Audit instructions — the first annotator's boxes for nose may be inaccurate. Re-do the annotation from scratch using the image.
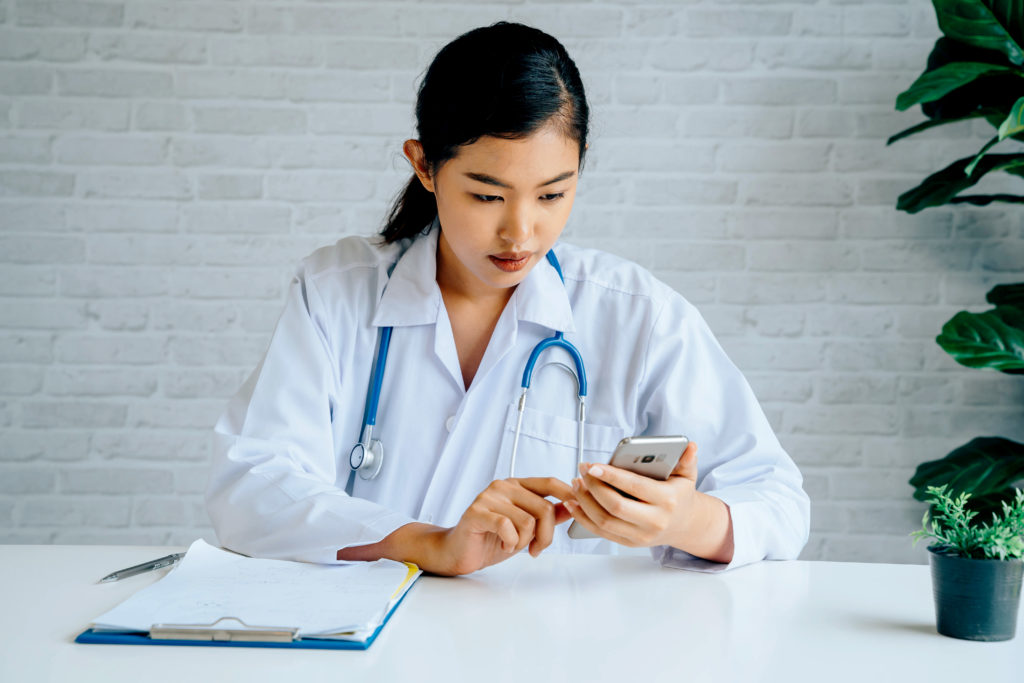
[498,201,533,246]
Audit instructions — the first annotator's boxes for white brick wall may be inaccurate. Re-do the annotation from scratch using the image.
[1,0,1022,563]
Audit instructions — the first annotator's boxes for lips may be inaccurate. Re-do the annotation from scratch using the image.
[489,252,532,272]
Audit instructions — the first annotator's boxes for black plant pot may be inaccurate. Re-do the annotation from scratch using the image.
[928,546,1023,641]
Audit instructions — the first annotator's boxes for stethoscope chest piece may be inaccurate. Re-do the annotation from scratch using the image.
[350,439,384,480]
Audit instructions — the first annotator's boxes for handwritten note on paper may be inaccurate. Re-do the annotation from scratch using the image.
[91,540,416,637]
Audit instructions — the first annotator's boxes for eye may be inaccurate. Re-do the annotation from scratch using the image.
[473,194,502,203]
[541,193,565,202]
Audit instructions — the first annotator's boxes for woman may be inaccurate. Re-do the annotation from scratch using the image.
[206,22,809,576]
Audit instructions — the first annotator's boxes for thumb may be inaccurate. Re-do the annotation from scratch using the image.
[670,441,698,481]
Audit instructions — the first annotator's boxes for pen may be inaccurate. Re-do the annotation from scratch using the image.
[100,552,185,583]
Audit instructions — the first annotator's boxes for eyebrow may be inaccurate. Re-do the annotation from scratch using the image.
[463,170,577,189]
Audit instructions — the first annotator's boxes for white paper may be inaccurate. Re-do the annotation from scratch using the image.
[92,540,417,638]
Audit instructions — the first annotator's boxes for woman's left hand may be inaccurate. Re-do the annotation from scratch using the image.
[564,441,702,549]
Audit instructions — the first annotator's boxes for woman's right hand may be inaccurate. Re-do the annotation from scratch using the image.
[432,477,576,576]
[337,477,575,576]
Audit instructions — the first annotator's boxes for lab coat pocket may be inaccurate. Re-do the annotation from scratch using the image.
[497,403,626,484]
[496,404,630,555]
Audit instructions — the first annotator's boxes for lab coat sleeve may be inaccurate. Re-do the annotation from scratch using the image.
[205,267,416,564]
[637,291,810,573]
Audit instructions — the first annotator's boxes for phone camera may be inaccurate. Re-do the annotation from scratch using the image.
[641,455,655,463]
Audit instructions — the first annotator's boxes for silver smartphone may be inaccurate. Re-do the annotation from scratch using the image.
[567,435,689,540]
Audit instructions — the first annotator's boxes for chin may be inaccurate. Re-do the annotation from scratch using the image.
[486,272,528,290]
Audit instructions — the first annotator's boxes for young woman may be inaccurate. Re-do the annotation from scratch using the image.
[206,22,809,576]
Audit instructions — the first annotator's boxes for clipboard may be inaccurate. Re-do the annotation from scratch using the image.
[75,541,421,651]
[74,584,415,650]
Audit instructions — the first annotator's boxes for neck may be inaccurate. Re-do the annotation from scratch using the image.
[435,231,516,310]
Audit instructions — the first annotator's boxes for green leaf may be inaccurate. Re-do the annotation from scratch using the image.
[896,62,1021,111]
[912,480,1024,554]
[933,0,1024,66]
[964,134,1001,175]
[987,282,1024,307]
[910,437,1024,501]
[915,38,1024,126]
[990,0,1024,53]
[936,305,1024,371]
[887,112,991,145]
[997,95,1024,138]
[896,153,1024,212]
[949,193,1024,205]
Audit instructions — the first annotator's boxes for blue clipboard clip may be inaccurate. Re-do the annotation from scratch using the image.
[150,616,299,643]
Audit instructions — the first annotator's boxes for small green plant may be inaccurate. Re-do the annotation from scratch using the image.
[912,484,1024,560]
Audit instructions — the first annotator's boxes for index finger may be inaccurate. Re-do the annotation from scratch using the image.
[515,476,575,502]
[581,463,666,505]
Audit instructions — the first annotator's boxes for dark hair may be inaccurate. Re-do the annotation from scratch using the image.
[380,21,590,244]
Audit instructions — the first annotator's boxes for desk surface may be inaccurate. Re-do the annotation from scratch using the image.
[0,545,1020,683]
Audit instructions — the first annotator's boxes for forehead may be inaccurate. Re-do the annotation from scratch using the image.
[446,122,579,179]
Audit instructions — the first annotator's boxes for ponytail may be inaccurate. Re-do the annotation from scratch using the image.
[380,175,437,244]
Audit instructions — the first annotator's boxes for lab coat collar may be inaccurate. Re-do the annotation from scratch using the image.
[511,246,576,334]
[370,217,576,335]
[371,220,443,328]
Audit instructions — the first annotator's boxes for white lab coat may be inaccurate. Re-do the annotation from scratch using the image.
[206,222,810,572]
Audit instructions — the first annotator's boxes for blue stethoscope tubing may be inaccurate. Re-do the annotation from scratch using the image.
[349,249,587,484]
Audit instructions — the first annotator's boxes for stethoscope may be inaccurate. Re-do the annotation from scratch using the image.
[348,249,587,484]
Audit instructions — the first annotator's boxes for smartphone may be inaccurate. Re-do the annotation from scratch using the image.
[567,435,689,540]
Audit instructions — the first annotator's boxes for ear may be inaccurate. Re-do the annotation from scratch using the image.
[403,139,435,193]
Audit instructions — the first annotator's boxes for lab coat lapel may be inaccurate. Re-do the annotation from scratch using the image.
[466,296,518,394]
[433,300,465,393]
[467,247,576,393]
[369,225,468,392]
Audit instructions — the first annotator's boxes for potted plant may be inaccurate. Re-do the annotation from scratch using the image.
[912,484,1024,640]
[890,0,1024,592]
[888,0,1024,212]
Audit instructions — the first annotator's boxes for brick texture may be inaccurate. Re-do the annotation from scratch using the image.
[1,0,1022,561]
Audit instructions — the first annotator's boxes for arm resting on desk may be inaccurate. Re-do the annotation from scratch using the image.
[655,486,808,573]
[665,490,734,565]
[635,290,810,573]
[206,273,417,565]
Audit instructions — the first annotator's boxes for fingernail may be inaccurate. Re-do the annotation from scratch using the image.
[578,462,588,474]
[589,465,603,477]
[572,478,580,491]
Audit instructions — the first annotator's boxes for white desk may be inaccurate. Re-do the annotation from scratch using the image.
[0,545,1019,682]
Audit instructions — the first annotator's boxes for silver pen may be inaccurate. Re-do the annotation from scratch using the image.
[100,552,185,583]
